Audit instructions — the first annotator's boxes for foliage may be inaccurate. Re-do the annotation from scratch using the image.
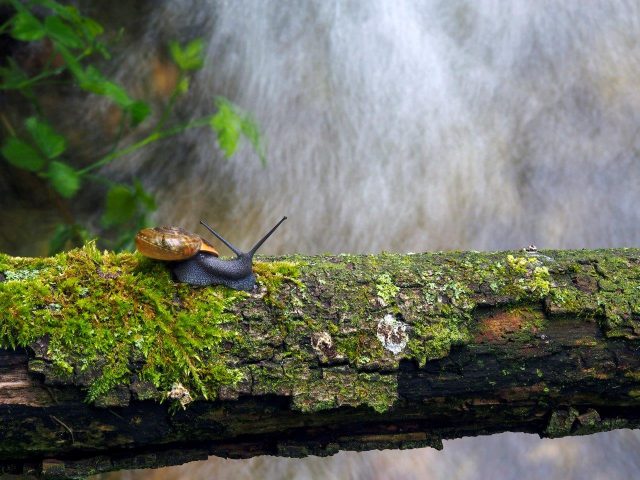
[0,0,264,254]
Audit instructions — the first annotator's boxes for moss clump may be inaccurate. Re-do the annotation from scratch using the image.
[544,407,580,438]
[375,273,400,306]
[0,243,247,404]
[293,369,398,413]
[593,257,640,337]
[503,254,552,298]
[253,259,305,306]
[542,250,640,338]
[405,269,476,366]
[408,315,471,366]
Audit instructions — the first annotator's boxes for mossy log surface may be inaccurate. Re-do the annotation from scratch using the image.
[2,245,640,478]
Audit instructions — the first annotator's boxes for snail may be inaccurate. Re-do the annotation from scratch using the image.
[135,216,287,291]
[135,226,220,260]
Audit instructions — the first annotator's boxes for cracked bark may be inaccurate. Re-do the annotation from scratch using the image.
[1,248,640,479]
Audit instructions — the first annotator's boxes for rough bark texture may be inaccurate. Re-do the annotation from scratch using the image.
[1,246,640,479]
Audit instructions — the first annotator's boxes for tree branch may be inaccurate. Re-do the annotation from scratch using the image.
[1,246,640,478]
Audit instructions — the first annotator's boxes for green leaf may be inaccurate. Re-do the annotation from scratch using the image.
[170,39,204,71]
[103,180,157,251]
[25,117,66,159]
[240,116,266,165]
[210,98,266,162]
[81,17,104,39]
[10,11,45,41]
[54,43,84,79]
[94,41,111,60]
[210,99,242,158]
[128,101,151,126]
[81,66,132,107]
[102,185,136,227]
[33,0,81,22]
[177,77,190,95]
[0,59,29,89]
[48,161,81,198]
[44,15,83,49]
[1,137,46,172]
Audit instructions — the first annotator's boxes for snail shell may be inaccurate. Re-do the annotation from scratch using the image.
[135,226,219,261]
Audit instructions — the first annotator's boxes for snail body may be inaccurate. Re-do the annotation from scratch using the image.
[136,217,287,291]
[171,251,256,290]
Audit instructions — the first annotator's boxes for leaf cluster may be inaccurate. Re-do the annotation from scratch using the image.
[0,0,265,254]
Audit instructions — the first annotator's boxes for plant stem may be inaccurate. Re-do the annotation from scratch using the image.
[79,115,212,174]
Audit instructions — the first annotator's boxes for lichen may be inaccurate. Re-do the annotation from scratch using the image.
[375,273,400,306]
[502,254,552,298]
[376,314,408,355]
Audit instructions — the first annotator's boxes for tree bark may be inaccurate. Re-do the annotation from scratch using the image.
[1,246,640,479]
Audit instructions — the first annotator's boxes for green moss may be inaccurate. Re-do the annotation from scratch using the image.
[502,255,552,298]
[405,272,476,366]
[254,259,304,290]
[547,288,590,314]
[544,250,640,338]
[335,332,377,366]
[253,259,305,307]
[544,407,579,438]
[407,315,471,366]
[293,369,397,413]
[511,307,547,342]
[0,243,247,404]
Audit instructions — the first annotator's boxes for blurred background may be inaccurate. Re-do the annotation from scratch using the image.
[2,0,640,478]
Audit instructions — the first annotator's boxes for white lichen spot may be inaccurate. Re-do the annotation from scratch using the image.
[311,331,338,361]
[311,331,333,354]
[167,382,193,409]
[376,314,408,355]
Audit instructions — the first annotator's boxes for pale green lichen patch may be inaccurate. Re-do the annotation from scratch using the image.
[3,268,47,281]
[376,273,400,306]
[470,253,553,301]
[505,255,552,297]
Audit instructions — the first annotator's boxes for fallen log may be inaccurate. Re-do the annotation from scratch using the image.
[1,245,640,479]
